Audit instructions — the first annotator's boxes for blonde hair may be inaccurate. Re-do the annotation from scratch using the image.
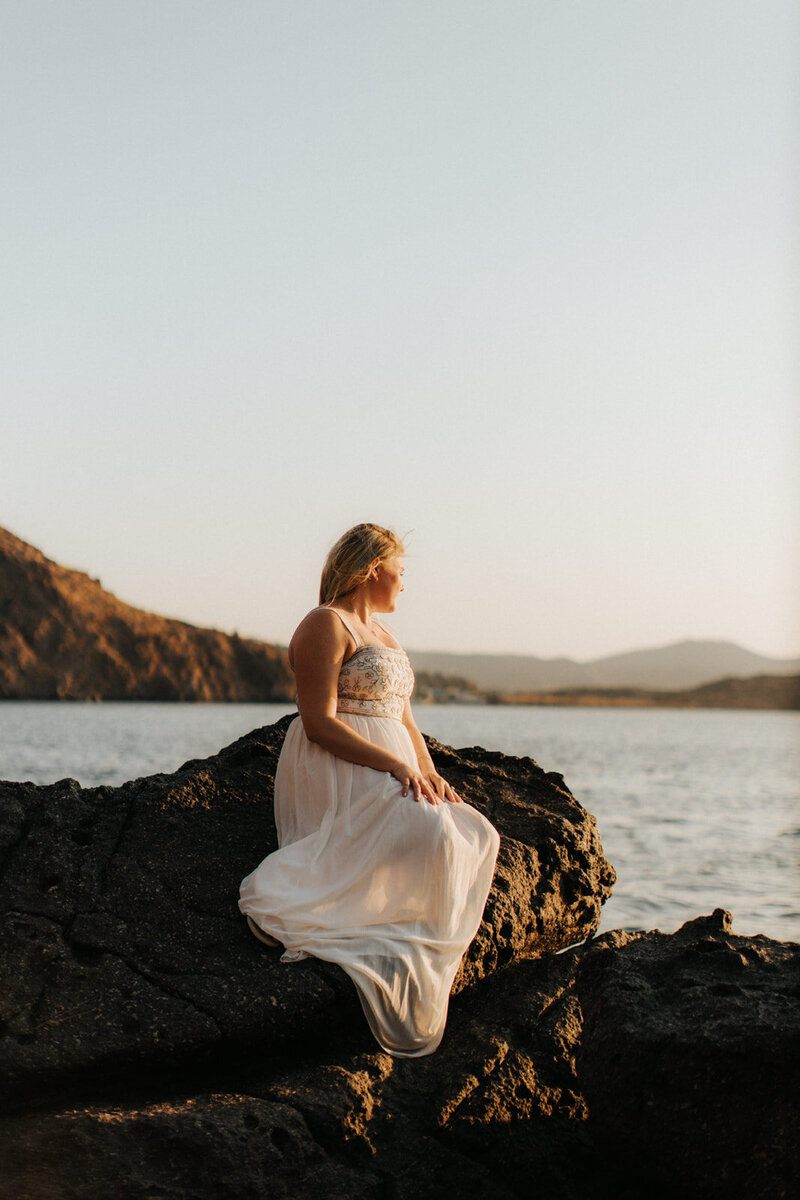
[319,523,405,606]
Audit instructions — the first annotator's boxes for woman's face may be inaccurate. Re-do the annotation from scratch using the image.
[373,554,405,611]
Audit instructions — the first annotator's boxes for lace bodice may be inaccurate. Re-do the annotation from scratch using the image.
[337,644,415,720]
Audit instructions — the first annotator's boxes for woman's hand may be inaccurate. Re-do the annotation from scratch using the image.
[423,770,463,804]
[390,761,441,805]
[398,702,463,806]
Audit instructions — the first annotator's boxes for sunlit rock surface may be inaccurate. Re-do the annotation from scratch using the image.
[0,716,613,1109]
[3,723,795,1197]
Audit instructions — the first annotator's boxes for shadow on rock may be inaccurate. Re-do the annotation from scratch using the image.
[3,724,795,1198]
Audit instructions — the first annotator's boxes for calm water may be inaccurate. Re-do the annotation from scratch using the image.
[2,702,798,943]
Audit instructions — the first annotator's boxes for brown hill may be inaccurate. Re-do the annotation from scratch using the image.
[0,527,293,701]
[666,673,800,709]
[501,673,800,710]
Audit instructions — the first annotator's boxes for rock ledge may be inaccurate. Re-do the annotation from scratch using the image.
[2,724,797,1198]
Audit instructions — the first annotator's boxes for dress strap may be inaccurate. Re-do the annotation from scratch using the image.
[324,606,365,648]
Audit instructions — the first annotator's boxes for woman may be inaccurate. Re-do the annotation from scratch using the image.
[238,523,500,1057]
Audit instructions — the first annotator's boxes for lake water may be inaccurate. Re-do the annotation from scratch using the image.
[1,702,798,943]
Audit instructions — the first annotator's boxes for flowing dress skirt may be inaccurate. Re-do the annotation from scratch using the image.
[238,713,500,1057]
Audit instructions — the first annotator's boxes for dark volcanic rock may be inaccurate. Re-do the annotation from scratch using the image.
[3,723,796,1198]
[3,910,797,1199]
[0,526,293,700]
[576,910,800,1198]
[0,717,614,1114]
[1,1095,384,1200]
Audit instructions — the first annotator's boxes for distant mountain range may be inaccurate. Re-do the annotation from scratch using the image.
[1,525,797,703]
[407,641,800,693]
[0,527,293,701]
[490,674,800,711]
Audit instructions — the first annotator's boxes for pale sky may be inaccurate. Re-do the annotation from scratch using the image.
[2,1,798,659]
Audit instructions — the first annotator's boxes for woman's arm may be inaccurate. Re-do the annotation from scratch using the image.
[401,700,463,803]
[291,610,438,804]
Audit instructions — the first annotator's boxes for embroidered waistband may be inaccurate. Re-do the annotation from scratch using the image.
[337,697,404,720]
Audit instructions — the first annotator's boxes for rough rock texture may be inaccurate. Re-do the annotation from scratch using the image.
[2,726,797,1197]
[0,526,293,700]
[575,910,800,1197]
[3,913,797,1200]
[0,716,614,1115]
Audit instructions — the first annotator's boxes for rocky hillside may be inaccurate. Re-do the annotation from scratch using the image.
[0,527,293,701]
[1,720,796,1198]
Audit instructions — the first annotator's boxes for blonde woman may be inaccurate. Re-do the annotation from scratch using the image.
[239,523,499,1057]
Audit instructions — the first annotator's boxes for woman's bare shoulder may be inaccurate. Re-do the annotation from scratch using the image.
[289,607,350,661]
[294,605,334,632]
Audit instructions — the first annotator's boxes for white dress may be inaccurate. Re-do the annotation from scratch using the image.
[238,608,500,1057]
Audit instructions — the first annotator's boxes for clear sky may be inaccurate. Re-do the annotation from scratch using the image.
[2,1,797,659]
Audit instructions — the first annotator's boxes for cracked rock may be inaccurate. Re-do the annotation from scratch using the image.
[0,717,613,1110]
[1,723,797,1198]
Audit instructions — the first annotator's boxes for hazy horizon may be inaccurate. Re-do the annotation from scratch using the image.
[3,2,797,660]
[5,517,797,667]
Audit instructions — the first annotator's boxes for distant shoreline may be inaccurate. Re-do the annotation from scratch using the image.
[2,671,800,711]
[414,673,800,711]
